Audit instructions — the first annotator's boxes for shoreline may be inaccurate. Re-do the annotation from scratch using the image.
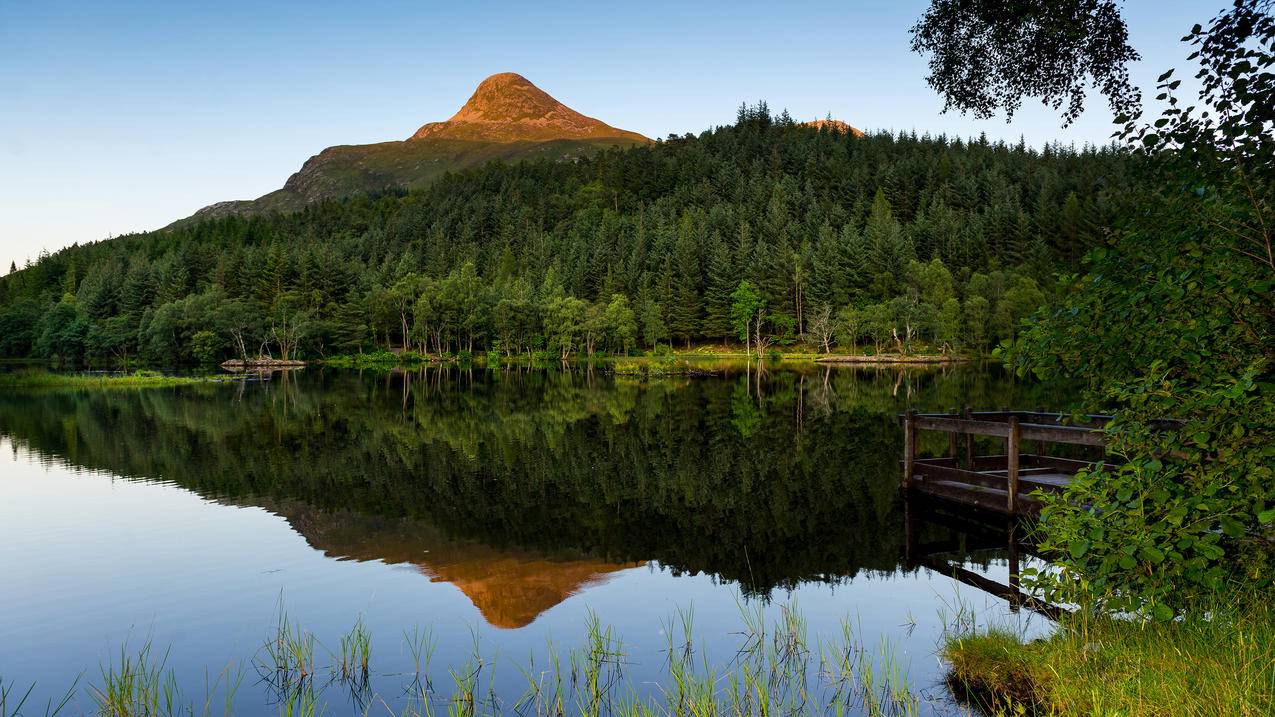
[814,354,972,364]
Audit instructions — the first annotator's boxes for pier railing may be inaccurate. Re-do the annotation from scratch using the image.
[901,409,1109,515]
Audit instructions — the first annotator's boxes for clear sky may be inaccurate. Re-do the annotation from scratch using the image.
[0,0,1223,271]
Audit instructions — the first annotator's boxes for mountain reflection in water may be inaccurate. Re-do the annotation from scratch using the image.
[0,365,1061,629]
[266,500,641,628]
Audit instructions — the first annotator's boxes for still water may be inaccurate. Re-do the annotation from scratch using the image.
[0,365,1057,715]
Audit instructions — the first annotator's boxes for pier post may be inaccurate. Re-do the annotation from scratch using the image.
[1007,416,1021,514]
[947,407,959,459]
[903,409,917,490]
[962,406,974,469]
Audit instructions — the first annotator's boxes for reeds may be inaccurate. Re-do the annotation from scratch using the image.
[257,609,317,702]
[85,640,243,717]
[0,676,76,717]
[336,617,372,686]
[403,626,438,708]
[18,601,934,717]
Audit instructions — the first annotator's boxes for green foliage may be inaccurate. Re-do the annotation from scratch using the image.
[190,330,221,365]
[911,0,1141,126]
[0,108,1144,363]
[729,280,763,352]
[1005,2,1275,614]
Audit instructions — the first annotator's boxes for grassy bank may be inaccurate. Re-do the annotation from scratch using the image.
[0,370,221,390]
[943,596,1275,716]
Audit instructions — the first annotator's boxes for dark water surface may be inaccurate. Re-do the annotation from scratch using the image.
[0,365,1058,715]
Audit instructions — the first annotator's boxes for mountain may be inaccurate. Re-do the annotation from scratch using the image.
[182,73,649,223]
[802,118,865,137]
[411,72,648,144]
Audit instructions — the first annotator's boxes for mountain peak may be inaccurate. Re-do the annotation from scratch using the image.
[410,72,649,144]
[803,118,865,137]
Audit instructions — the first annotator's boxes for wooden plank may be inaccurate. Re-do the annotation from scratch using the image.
[914,477,1045,517]
[1029,455,1118,473]
[1020,473,1075,491]
[983,466,1063,477]
[918,410,1113,424]
[1018,422,1106,446]
[914,478,1013,514]
[914,461,1009,491]
[915,416,1012,437]
[914,417,1104,445]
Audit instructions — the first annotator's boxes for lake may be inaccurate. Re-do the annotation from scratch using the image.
[0,364,1059,716]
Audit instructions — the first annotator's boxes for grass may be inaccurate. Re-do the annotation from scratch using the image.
[335,617,372,687]
[86,639,242,717]
[257,610,316,694]
[0,676,77,717]
[6,602,928,716]
[0,369,222,390]
[942,595,1275,716]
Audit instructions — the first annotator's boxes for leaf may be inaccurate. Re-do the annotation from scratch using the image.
[1259,509,1275,525]
[1152,603,1174,622]
[1220,516,1245,538]
[1157,68,1175,82]
[1069,539,1090,559]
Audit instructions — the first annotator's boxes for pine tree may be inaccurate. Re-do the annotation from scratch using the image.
[863,188,913,298]
[701,233,736,343]
[667,222,702,346]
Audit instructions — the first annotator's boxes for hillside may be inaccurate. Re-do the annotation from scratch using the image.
[0,104,1146,365]
[184,73,649,222]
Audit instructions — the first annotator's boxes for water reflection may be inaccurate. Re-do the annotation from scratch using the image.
[0,365,1059,624]
[260,499,642,628]
[0,365,1074,716]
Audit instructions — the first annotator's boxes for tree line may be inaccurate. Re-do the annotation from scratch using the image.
[0,104,1146,364]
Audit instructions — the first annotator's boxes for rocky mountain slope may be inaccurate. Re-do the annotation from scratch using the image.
[181,73,650,224]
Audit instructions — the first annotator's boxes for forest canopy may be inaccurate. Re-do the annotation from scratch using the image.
[0,106,1147,364]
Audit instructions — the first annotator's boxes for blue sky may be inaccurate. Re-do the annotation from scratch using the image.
[0,1,1223,270]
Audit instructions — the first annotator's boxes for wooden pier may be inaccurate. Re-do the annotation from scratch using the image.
[900,409,1112,516]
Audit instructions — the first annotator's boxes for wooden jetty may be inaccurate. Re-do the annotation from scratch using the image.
[900,409,1112,516]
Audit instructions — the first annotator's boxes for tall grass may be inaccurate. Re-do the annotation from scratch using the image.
[256,610,317,702]
[86,640,243,717]
[943,593,1275,716]
[0,676,76,717]
[13,602,930,716]
[336,617,372,686]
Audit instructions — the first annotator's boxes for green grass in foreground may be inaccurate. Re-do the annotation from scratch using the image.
[0,370,218,389]
[943,595,1275,716]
